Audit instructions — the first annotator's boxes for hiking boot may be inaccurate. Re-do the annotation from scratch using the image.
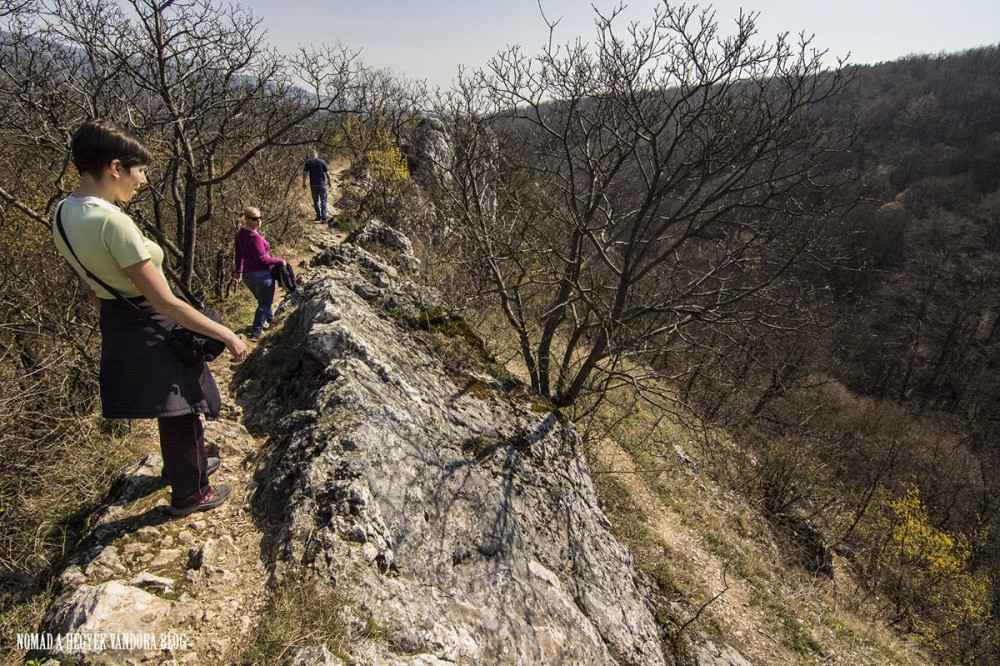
[161,456,220,482]
[167,484,231,516]
[249,329,263,341]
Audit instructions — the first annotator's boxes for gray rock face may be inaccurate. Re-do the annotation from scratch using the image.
[40,581,173,662]
[310,242,440,326]
[694,640,755,666]
[408,116,453,187]
[282,646,344,666]
[409,114,497,211]
[189,535,241,572]
[237,234,667,665]
[352,218,420,274]
[127,572,174,593]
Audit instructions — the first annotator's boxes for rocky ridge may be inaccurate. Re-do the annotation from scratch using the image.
[32,218,753,665]
[234,232,666,664]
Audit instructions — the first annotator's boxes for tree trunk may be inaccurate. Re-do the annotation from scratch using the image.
[537,229,583,395]
[182,172,198,289]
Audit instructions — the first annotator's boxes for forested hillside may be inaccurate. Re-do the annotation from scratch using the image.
[827,48,1000,658]
[835,49,1000,417]
[635,45,1000,661]
[387,42,1000,662]
[656,46,1000,661]
[788,46,1000,660]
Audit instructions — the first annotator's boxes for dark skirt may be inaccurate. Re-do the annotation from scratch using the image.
[99,297,221,419]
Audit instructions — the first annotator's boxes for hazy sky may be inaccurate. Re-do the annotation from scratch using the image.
[239,0,999,89]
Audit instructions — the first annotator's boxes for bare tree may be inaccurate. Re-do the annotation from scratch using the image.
[1,0,364,287]
[342,66,428,161]
[428,3,858,407]
[0,0,126,219]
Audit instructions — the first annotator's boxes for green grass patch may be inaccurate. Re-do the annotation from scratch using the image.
[529,400,553,414]
[461,436,495,460]
[356,238,401,266]
[749,587,825,657]
[418,307,486,354]
[362,617,392,644]
[465,379,494,401]
[216,286,259,334]
[416,308,522,398]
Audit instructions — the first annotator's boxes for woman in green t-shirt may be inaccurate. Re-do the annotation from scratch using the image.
[53,119,248,516]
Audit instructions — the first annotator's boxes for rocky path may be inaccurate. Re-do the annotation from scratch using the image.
[35,196,348,664]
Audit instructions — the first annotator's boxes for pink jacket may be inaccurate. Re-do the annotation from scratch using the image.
[234,228,282,276]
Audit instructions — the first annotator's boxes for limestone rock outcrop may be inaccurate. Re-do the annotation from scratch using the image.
[236,238,667,665]
[351,218,420,274]
[29,222,756,665]
[408,116,452,187]
[42,581,176,662]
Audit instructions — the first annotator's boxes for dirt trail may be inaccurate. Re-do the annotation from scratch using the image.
[156,169,349,661]
[589,438,793,665]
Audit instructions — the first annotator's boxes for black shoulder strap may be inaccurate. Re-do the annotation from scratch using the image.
[55,202,177,341]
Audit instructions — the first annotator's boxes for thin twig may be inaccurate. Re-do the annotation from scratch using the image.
[676,557,731,637]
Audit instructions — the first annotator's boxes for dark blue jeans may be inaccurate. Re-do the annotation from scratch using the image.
[243,269,274,333]
[310,183,328,220]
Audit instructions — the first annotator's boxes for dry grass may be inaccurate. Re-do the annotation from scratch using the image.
[0,417,153,664]
[238,578,353,666]
[217,283,264,336]
[579,379,933,665]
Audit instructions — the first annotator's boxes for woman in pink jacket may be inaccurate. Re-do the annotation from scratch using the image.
[234,206,285,340]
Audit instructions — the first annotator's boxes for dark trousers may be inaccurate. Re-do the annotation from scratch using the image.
[158,413,210,507]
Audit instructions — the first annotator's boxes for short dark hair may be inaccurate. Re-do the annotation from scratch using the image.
[71,119,152,176]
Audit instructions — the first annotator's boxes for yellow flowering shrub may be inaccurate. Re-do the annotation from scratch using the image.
[338,115,410,221]
[365,125,409,187]
[861,484,992,655]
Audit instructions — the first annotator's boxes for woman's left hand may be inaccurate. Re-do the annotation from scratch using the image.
[225,333,249,364]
